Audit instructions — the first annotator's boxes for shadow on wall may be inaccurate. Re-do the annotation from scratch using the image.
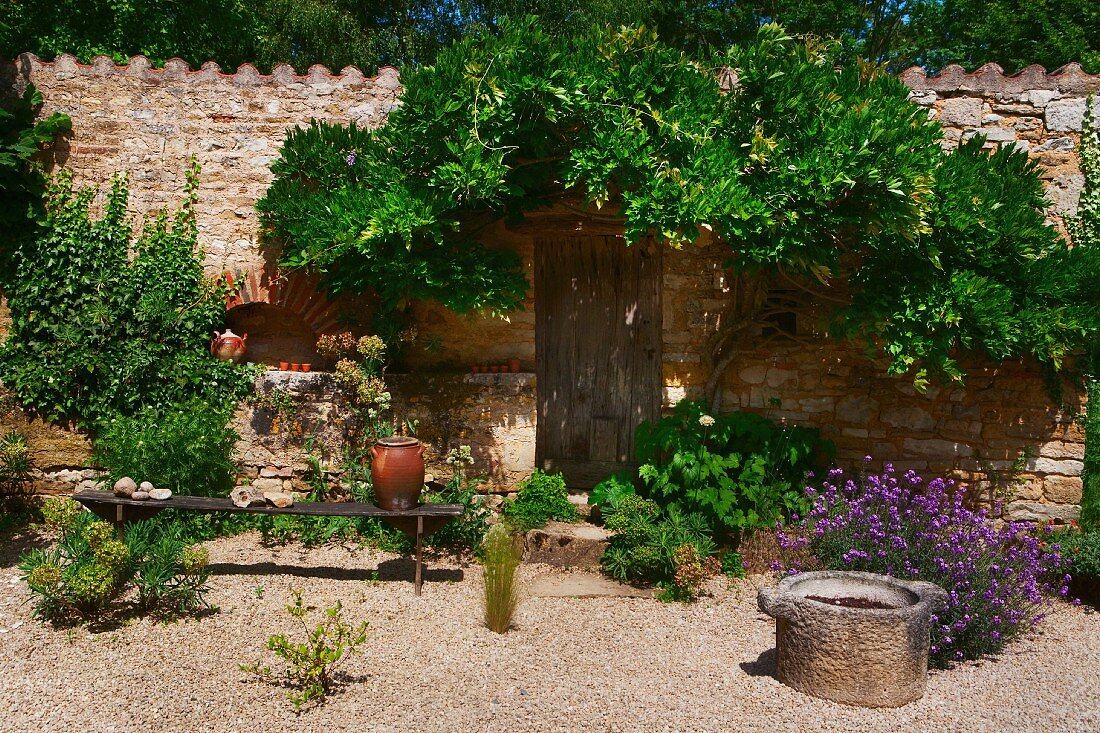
[388,372,536,491]
[715,340,1085,521]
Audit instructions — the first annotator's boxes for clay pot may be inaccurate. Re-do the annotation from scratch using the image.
[471,365,480,374]
[490,365,499,374]
[509,358,521,373]
[290,363,300,371]
[301,363,312,373]
[211,329,247,363]
[279,361,289,371]
[370,437,426,511]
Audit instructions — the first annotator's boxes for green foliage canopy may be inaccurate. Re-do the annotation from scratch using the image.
[262,19,1100,385]
[4,2,1096,75]
[0,163,253,428]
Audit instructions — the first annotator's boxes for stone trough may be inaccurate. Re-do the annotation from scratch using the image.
[758,571,947,708]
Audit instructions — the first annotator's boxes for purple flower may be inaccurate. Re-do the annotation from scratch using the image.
[774,461,1067,666]
[346,151,357,166]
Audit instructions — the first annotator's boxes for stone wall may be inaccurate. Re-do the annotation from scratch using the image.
[1,55,1098,518]
[0,53,399,276]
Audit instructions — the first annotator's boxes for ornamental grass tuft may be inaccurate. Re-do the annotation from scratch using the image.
[775,461,1070,666]
[482,523,521,633]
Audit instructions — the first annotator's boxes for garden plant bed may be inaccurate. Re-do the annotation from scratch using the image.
[1,531,1098,733]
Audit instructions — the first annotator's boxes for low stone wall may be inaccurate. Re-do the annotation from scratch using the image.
[234,370,536,492]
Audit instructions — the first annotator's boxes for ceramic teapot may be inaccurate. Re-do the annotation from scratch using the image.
[211,329,247,363]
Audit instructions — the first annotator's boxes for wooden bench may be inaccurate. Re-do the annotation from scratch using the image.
[72,490,463,595]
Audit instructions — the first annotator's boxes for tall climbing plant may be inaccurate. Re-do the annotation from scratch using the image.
[1073,97,1100,528]
[0,161,254,429]
[259,17,1100,393]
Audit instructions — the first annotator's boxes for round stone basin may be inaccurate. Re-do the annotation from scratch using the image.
[758,571,947,708]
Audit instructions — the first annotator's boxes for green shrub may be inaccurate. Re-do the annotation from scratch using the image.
[589,473,636,515]
[1054,528,1100,582]
[481,523,521,633]
[124,520,213,616]
[93,399,240,497]
[242,589,369,710]
[0,430,33,491]
[0,163,253,429]
[599,495,716,591]
[40,496,83,534]
[658,543,722,603]
[501,469,579,531]
[424,479,492,553]
[634,400,831,538]
[19,511,131,623]
[260,19,1100,393]
[20,498,214,623]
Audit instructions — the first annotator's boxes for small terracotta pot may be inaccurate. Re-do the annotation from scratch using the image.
[290,363,301,372]
[279,361,289,371]
[509,358,521,373]
[471,365,480,374]
[301,363,311,373]
[370,437,426,511]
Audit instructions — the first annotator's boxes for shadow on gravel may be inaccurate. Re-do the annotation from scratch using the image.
[207,558,465,585]
[740,648,777,677]
[0,527,49,569]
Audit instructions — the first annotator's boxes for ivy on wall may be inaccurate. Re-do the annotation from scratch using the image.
[0,161,254,429]
[0,83,70,294]
[1076,97,1100,528]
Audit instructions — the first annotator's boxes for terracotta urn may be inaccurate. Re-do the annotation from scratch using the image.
[211,329,247,363]
[370,436,426,511]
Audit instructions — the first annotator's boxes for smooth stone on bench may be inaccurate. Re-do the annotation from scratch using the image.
[139,481,155,493]
[149,488,172,501]
[113,477,137,498]
[264,491,294,508]
[230,485,267,508]
[131,491,150,501]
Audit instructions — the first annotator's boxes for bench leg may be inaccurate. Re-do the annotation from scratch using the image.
[415,516,424,596]
[114,504,126,539]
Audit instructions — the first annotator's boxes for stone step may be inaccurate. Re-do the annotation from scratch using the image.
[523,520,610,569]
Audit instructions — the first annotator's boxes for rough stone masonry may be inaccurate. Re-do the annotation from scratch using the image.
[0,54,1098,519]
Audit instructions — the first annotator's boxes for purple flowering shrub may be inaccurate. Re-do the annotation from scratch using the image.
[775,461,1070,666]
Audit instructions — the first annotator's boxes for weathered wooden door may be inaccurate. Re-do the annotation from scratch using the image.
[535,235,662,488]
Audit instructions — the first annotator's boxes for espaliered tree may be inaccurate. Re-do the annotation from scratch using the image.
[259,18,1100,399]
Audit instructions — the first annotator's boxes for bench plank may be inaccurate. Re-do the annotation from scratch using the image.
[71,490,465,596]
[73,490,463,517]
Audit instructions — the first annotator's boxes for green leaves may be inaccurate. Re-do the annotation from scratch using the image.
[633,400,831,536]
[0,165,253,429]
[0,84,70,293]
[261,17,1097,388]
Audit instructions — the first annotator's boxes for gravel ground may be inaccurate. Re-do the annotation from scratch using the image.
[1,530,1099,733]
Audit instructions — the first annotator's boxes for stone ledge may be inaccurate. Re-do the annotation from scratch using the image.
[524,521,610,568]
[2,52,401,88]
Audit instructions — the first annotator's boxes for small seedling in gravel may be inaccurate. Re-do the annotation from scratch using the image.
[241,589,368,711]
[254,585,265,599]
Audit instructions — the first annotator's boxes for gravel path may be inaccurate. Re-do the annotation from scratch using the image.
[1,531,1098,733]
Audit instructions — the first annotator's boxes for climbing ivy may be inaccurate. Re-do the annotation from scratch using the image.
[0,83,70,293]
[0,162,254,429]
[1076,97,1100,529]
